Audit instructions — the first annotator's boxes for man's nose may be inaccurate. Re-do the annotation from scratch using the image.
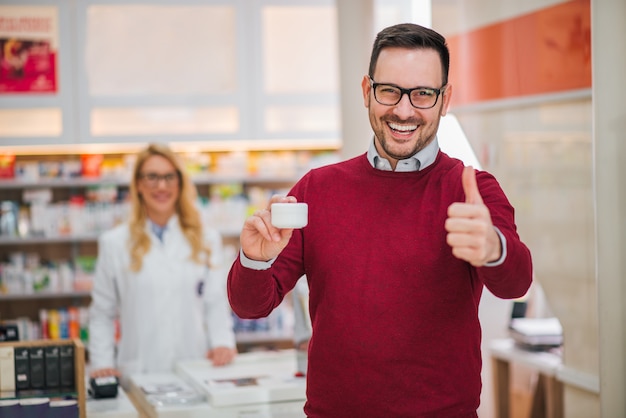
[393,92,417,118]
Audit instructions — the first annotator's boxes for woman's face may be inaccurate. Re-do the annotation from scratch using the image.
[136,154,180,225]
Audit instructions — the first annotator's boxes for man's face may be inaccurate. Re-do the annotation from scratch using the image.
[362,47,452,170]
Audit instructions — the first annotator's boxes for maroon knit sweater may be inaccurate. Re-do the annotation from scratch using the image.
[228,152,532,417]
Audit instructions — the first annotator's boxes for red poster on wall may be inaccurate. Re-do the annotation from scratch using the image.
[0,6,58,94]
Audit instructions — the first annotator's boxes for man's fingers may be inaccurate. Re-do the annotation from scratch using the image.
[245,210,275,241]
[267,194,297,210]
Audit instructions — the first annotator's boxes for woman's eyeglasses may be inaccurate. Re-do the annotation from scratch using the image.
[139,172,179,188]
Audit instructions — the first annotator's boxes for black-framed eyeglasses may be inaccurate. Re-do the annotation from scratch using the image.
[369,77,447,109]
[139,172,179,188]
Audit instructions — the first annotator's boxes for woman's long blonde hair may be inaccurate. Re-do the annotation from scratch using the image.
[128,143,211,271]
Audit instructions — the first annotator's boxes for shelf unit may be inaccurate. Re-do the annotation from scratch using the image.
[0,173,302,190]
[0,172,301,243]
[0,171,299,245]
[0,164,299,352]
[0,291,91,301]
[0,338,86,418]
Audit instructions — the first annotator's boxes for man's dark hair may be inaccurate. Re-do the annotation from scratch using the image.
[368,23,450,86]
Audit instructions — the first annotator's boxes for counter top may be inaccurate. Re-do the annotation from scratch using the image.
[175,349,306,408]
[85,384,139,418]
[126,350,307,417]
[489,338,562,376]
[127,371,306,418]
[84,349,307,417]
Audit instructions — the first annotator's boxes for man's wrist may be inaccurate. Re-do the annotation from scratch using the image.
[239,248,276,270]
[484,227,507,267]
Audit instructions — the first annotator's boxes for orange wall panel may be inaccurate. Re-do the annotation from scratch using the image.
[447,0,591,106]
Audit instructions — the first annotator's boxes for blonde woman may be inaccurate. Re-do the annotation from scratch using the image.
[89,143,236,381]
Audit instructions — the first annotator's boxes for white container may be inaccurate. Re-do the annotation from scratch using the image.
[270,203,308,229]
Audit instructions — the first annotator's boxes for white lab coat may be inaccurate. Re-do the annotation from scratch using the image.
[88,215,236,376]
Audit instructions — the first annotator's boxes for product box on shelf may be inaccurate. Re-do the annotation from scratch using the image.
[80,155,104,178]
[0,155,15,179]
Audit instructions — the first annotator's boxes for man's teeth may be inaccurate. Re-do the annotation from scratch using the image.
[388,122,417,132]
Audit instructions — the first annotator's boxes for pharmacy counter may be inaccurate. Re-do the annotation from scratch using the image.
[127,349,307,418]
[86,382,140,418]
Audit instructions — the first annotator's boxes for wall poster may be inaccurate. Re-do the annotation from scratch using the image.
[0,6,58,94]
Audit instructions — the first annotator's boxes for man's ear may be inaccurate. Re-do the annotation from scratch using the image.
[441,83,453,116]
[361,75,372,108]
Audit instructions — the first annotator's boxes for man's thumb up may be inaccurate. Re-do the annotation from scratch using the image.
[462,166,483,205]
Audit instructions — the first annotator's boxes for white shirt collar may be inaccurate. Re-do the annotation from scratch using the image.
[367,137,440,172]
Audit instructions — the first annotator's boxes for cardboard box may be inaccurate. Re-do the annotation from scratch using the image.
[0,346,16,392]
[14,347,30,390]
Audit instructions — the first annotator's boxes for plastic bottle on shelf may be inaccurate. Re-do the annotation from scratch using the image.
[79,307,89,343]
[21,270,34,294]
[58,261,74,293]
[68,307,80,339]
[59,309,69,339]
[47,265,60,292]
[2,265,23,294]
[48,309,60,340]
[68,195,86,236]
[39,309,49,340]
[0,201,17,236]
[17,206,30,237]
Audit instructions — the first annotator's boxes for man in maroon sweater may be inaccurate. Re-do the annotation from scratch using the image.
[228,23,532,417]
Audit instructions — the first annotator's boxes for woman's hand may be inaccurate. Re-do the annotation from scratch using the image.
[89,367,121,379]
[207,346,237,366]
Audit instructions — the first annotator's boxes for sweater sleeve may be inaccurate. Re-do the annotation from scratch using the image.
[228,176,310,319]
[475,170,533,299]
[228,257,284,319]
